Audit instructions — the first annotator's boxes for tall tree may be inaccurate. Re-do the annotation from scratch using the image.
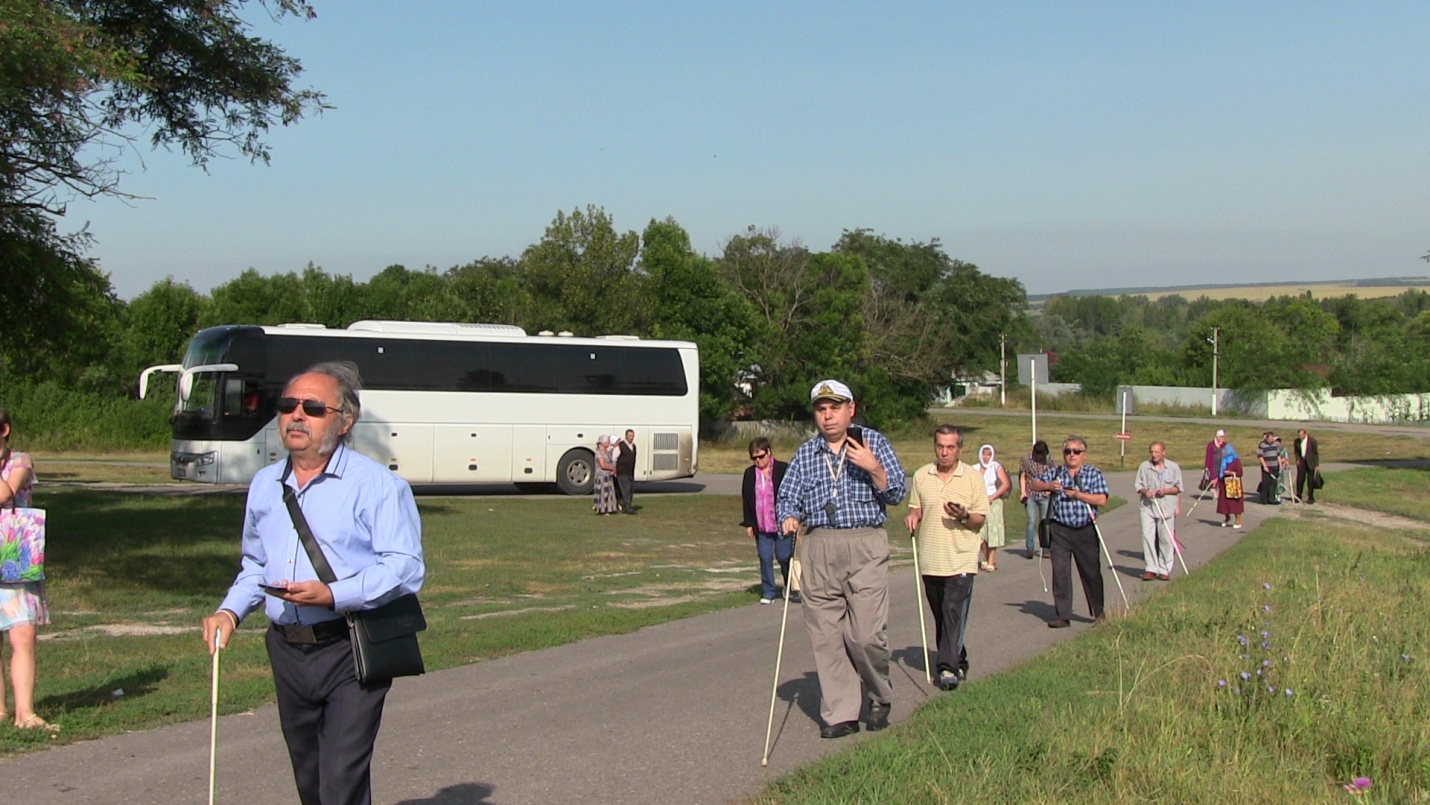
[520,206,645,335]
[0,0,324,367]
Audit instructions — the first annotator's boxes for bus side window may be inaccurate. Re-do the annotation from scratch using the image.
[224,380,260,416]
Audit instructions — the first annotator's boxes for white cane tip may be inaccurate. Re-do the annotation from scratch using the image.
[760,758,769,767]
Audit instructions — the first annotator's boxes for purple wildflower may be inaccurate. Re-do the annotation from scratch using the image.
[1240,671,1251,681]
[1217,679,1227,688]
[1403,654,1411,662]
[1237,635,1248,646]
[1343,776,1371,794]
[1262,582,1271,590]
[1283,688,1293,696]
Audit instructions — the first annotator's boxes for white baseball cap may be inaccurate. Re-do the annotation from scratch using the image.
[810,379,854,404]
[1215,429,1226,438]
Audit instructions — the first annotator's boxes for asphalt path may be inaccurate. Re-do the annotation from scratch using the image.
[0,463,1309,805]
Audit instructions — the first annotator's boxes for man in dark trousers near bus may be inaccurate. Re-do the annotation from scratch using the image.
[202,362,425,805]
[615,429,637,514]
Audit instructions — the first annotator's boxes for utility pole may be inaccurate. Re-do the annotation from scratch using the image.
[1209,327,1220,417]
[999,333,1007,407]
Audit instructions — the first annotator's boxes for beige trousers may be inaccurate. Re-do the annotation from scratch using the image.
[799,526,892,726]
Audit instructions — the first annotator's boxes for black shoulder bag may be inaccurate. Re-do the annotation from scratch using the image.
[280,462,426,684]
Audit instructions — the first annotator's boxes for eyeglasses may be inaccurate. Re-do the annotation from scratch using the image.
[276,397,344,418]
[1063,448,1086,456]
[751,452,770,461]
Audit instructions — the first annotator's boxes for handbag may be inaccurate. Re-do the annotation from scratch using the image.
[1312,470,1324,491]
[1037,512,1054,550]
[280,462,426,683]
[1223,475,1243,500]
[0,507,44,582]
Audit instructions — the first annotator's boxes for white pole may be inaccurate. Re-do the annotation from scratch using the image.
[911,534,931,684]
[209,628,223,805]
[999,334,1007,407]
[1030,357,1038,444]
[1210,328,1220,417]
[1119,390,1128,464]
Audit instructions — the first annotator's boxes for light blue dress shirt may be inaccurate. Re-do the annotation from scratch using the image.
[219,443,425,626]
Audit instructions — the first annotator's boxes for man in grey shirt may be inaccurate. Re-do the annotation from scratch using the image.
[1134,441,1182,581]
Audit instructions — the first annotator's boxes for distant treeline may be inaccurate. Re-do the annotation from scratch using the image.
[0,207,1027,448]
[1035,291,1430,396]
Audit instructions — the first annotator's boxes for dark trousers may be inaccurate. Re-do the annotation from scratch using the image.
[1049,522,1104,620]
[1296,462,1315,503]
[1259,468,1280,503]
[616,472,635,512]
[267,627,391,805]
[922,573,974,674]
[755,531,793,599]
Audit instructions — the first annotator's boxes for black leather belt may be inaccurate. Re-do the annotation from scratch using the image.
[273,619,348,645]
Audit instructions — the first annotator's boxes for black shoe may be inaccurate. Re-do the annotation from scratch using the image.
[1047,619,1071,629]
[820,720,859,739]
[788,592,802,604]
[865,701,891,731]
[937,669,960,691]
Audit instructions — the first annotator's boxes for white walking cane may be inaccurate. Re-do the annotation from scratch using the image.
[209,627,223,805]
[1184,478,1213,519]
[1152,497,1190,577]
[761,534,801,767]
[1086,503,1130,611]
[910,531,932,685]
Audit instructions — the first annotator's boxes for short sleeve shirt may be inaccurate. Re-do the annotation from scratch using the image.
[908,461,990,576]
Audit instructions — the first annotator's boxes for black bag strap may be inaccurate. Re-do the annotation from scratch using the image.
[279,459,338,586]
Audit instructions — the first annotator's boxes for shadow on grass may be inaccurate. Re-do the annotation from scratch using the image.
[39,664,169,712]
[394,782,496,804]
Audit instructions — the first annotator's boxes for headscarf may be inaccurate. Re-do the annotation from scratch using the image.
[1219,442,1239,475]
[978,444,1001,496]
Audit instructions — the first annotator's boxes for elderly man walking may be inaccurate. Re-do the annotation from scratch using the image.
[777,380,906,739]
[202,362,425,805]
[1030,436,1110,628]
[1134,441,1182,582]
[904,425,988,691]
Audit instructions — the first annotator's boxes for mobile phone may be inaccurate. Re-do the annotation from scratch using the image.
[259,583,288,595]
[847,426,864,445]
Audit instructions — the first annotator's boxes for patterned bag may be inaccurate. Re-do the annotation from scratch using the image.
[1223,475,1244,500]
[0,507,45,582]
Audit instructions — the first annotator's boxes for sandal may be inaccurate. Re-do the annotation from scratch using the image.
[15,715,57,731]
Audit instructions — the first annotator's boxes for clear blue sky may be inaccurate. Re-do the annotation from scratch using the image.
[76,1,1430,300]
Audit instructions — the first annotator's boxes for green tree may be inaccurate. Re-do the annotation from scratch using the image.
[520,206,645,335]
[113,277,211,379]
[1,0,324,364]
[639,218,755,421]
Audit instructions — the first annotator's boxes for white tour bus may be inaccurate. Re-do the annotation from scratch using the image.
[139,321,700,493]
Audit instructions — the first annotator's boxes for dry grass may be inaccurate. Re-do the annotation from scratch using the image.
[1128,283,1430,304]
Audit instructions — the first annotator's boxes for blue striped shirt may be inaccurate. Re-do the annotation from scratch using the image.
[1037,463,1110,528]
[776,429,906,529]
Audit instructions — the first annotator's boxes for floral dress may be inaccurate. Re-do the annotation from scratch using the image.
[0,451,46,629]
[593,445,620,514]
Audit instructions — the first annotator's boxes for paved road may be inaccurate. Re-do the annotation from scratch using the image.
[1,470,1293,804]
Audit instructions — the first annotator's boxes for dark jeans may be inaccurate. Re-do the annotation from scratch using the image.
[1049,521,1104,620]
[755,531,794,599]
[616,472,635,512]
[267,627,391,805]
[922,573,974,674]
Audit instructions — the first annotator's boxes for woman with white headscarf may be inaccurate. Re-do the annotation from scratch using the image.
[977,444,1011,571]
[593,435,620,515]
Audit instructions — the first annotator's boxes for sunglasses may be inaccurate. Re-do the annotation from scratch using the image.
[276,397,344,418]
[751,452,770,461]
[1063,448,1086,456]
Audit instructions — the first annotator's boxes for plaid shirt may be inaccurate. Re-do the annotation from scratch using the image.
[776,429,906,529]
[1037,463,1110,528]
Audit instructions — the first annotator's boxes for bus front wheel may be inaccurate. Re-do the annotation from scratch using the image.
[556,449,595,496]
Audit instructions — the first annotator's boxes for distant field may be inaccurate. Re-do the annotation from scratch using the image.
[1133,282,1430,303]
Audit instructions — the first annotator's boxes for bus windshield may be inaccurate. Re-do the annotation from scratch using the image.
[177,329,235,418]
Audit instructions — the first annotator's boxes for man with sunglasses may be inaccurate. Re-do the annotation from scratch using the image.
[1028,436,1110,628]
[202,361,424,805]
[777,379,906,739]
[741,437,793,604]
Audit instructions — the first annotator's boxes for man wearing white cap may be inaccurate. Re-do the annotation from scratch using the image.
[776,379,907,739]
